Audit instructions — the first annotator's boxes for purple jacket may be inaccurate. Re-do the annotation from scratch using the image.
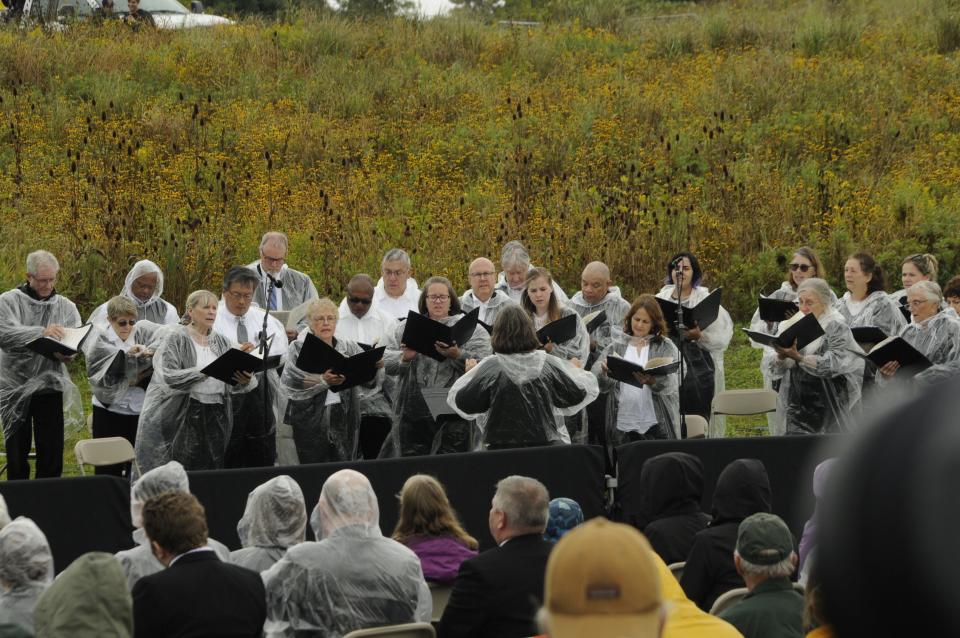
[402,535,478,584]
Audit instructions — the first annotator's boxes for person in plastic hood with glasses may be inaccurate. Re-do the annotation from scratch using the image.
[230,475,308,573]
[87,260,180,330]
[262,469,431,636]
[0,518,53,634]
[115,460,230,590]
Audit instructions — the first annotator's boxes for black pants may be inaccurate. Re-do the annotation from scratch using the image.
[4,392,64,480]
[91,405,138,477]
[358,416,392,460]
[226,379,276,469]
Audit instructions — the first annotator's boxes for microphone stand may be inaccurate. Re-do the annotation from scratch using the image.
[673,267,688,438]
[259,272,281,466]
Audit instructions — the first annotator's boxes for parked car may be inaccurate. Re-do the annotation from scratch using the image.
[56,0,232,28]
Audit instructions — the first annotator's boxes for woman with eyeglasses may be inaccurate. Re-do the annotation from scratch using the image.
[748,247,835,435]
[83,295,162,477]
[889,253,939,317]
[382,276,492,457]
[655,252,733,437]
[878,281,960,385]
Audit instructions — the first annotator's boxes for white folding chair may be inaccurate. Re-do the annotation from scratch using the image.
[343,622,436,638]
[710,587,749,616]
[429,584,453,622]
[667,561,686,581]
[711,389,778,417]
[74,437,136,476]
[683,415,707,439]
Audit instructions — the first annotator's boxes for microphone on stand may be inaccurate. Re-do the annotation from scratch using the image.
[266,273,284,289]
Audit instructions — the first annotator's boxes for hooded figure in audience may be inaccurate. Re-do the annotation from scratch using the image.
[543,497,584,544]
[681,458,772,612]
[88,260,180,329]
[447,304,597,449]
[230,475,307,573]
[262,469,431,635]
[33,552,133,638]
[632,452,712,566]
[0,518,53,634]
[798,458,836,585]
[115,461,230,590]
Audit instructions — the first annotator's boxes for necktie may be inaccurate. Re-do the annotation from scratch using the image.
[268,283,279,311]
[237,316,248,344]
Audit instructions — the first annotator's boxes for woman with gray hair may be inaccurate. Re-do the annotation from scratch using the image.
[495,240,569,305]
[0,517,53,633]
[770,278,864,434]
[879,280,960,384]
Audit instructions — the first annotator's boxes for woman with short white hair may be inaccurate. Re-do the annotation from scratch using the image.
[771,278,864,434]
[879,280,960,384]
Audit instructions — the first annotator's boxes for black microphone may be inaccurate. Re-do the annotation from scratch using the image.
[669,256,684,269]
[266,273,283,289]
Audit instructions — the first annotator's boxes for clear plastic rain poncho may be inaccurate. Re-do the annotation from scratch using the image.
[835,289,907,401]
[381,315,492,457]
[748,282,840,435]
[0,288,85,442]
[262,470,431,637]
[888,310,960,386]
[446,350,599,449]
[282,335,372,463]
[133,325,258,477]
[0,517,54,634]
[116,461,230,590]
[539,306,592,444]
[245,262,319,311]
[592,332,681,443]
[768,309,864,434]
[656,285,733,438]
[83,321,163,411]
[459,289,516,327]
[567,286,632,368]
[87,260,180,329]
[231,476,307,573]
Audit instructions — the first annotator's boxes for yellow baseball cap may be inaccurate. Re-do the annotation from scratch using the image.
[544,517,663,638]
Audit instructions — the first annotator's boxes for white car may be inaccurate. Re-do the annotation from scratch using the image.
[58,0,232,28]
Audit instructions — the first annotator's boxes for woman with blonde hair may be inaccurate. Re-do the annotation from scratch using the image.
[392,474,478,584]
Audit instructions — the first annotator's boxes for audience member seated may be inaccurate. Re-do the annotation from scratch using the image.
[717,513,802,638]
[797,459,835,586]
[651,552,742,638]
[33,552,132,637]
[538,517,665,638]
[632,452,711,566]
[438,475,553,638]
[681,459,772,612]
[543,497,583,544]
[392,474,479,585]
[132,492,266,638]
[0,518,53,634]
[263,469,431,634]
[802,565,833,638]
[230,475,307,573]
[116,461,230,590]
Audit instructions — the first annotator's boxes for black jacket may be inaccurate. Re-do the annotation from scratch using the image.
[680,458,772,611]
[132,550,266,638]
[437,533,552,638]
[637,452,712,565]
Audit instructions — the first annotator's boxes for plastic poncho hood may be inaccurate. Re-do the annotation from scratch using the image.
[638,452,707,524]
[238,475,307,549]
[0,518,53,589]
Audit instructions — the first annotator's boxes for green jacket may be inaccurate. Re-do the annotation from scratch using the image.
[717,578,803,638]
[33,552,132,637]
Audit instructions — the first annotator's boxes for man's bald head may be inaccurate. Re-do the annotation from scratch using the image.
[469,257,497,302]
[580,261,613,305]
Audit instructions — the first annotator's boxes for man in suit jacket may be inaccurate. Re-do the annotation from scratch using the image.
[438,475,554,638]
[132,492,266,638]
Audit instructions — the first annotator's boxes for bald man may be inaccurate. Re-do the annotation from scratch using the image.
[460,257,516,327]
[246,231,319,339]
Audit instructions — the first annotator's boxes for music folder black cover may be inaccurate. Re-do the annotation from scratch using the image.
[295,333,385,392]
[200,343,282,386]
[536,313,579,346]
[758,296,799,323]
[850,326,888,347]
[400,308,480,362]
[656,288,723,335]
[848,336,932,378]
[583,310,608,334]
[606,354,679,388]
[27,324,93,360]
[741,312,825,352]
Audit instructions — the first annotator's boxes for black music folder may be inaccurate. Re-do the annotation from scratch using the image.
[295,333,385,392]
[401,308,480,362]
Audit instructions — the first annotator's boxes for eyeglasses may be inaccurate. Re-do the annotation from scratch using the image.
[348,296,372,305]
[113,319,137,327]
[789,263,813,273]
[427,294,450,302]
[469,271,496,279]
[311,315,338,323]
[383,269,407,278]
[226,291,254,302]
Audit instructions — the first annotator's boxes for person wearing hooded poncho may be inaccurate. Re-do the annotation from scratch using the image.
[133,290,256,477]
[656,252,734,438]
[0,518,53,634]
[83,296,165,477]
[282,298,376,463]
[681,458,772,612]
[447,304,599,450]
[382,277,492,457]
[747,247,835,436]
[0,250,84,480]
[230,475,307,573]
[87,259,179,329]
[567,261,632,365]
[770,278,864,435]
[33,552,133,638]
[592,294,681,447]
[115,461,231,590]
[262,469,432,635]
[630,452,711,566]
[877,280,960,386]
